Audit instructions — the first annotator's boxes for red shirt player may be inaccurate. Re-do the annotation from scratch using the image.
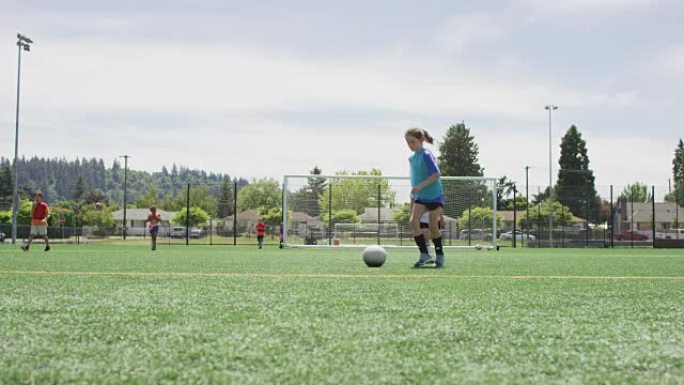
[22,191,51,252]
[256,220,268,249]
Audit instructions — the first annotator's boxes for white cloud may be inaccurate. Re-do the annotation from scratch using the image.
[435,13,506,53]
[652,45,684,80]
[0,8,674,191]
[520,0,666,15]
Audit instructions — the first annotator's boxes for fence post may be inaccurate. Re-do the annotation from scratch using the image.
[328,183,333,245]
[233,180,237,246]
[586,184,590,248]
[652,185,656,247]
[631,198,635,248]
[513,186,517,248]
[377,184,381,245]
[186,183,190,246]
[610,185,614,248]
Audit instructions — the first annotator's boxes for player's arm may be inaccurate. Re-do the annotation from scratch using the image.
[411,172,440,194]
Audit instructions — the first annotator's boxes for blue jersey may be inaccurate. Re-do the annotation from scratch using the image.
[409,148,444,203]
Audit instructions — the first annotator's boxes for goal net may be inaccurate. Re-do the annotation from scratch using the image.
[282,174,498,249]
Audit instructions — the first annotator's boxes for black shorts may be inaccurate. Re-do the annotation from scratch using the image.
[414,200,443,211]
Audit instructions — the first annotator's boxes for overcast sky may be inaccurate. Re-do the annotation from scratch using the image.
[1,0,682,194]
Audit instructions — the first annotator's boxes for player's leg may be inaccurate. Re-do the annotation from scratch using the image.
[43,233,51,251]
[429,207,445,268]
[410,202,432,267]
[420,221,435,264]
[22,226,35,251]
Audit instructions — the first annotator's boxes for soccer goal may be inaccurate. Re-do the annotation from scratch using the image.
[282,174,498,249]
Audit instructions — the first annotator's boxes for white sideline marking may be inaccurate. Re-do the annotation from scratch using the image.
[1,270,684,280]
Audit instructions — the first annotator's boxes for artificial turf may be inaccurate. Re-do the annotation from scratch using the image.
[0,244,682,384]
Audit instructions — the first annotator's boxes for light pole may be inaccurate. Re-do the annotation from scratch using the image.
[120,155,129,240]
[545,104,558,247]
[11,33,33,244]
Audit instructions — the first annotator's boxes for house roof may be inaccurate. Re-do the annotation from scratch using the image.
[112,208,176,221]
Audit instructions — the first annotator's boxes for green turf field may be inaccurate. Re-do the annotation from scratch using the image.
[1,244,683,384]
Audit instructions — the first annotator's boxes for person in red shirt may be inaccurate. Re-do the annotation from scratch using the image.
[146,206,162,251]
[21,191,51,252]
[255,219,268,249]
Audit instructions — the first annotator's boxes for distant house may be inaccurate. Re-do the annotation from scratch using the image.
[615,201,684,232]
[112,208,175,236]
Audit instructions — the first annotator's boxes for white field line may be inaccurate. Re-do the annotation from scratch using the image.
[1,270,684,280]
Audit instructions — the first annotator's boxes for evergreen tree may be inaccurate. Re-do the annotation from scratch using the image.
[437,122,486,220]
[437,122,484,176]
[72,175,86,200]
[216,178,234,218]
[0,166,12,200]
[555,125,600,221]
[304,166,327,217]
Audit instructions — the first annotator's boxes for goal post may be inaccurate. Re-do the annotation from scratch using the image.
[282,174,498,249]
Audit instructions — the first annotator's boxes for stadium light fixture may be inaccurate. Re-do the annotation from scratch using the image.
[545,104,558,247]
[11,33,33,244]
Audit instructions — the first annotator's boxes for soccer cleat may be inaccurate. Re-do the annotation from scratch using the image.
[414,252,434,267]
[21,245,29,252]
[45,246,51,252]
[435,253,445,268]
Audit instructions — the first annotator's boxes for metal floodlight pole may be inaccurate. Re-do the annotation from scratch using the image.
[545,104,558,247]
[11,33,33,244]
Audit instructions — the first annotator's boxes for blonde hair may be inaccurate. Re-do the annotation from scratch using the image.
[405,127,434,144]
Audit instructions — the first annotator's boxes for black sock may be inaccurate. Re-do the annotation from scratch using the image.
[414,234,428,254]
[433,236,444,255]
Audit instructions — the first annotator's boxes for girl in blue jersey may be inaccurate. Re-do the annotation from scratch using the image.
[405,127,446,268]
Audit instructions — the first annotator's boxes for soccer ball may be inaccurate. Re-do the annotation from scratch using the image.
[362,245,387,267]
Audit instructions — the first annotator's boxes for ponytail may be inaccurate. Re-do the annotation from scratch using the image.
[422,130,434,144]
[405,127,434,144]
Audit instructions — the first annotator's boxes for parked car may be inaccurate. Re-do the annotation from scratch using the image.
[499,230,536,241]
[614,231,649,241]
[169,227,187,238]
[460,229,487,240]
[190,228,205,238]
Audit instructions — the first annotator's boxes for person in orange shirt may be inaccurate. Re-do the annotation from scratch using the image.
[147,206,162,251]
[255,219,268,249]
[21,191,51,252]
